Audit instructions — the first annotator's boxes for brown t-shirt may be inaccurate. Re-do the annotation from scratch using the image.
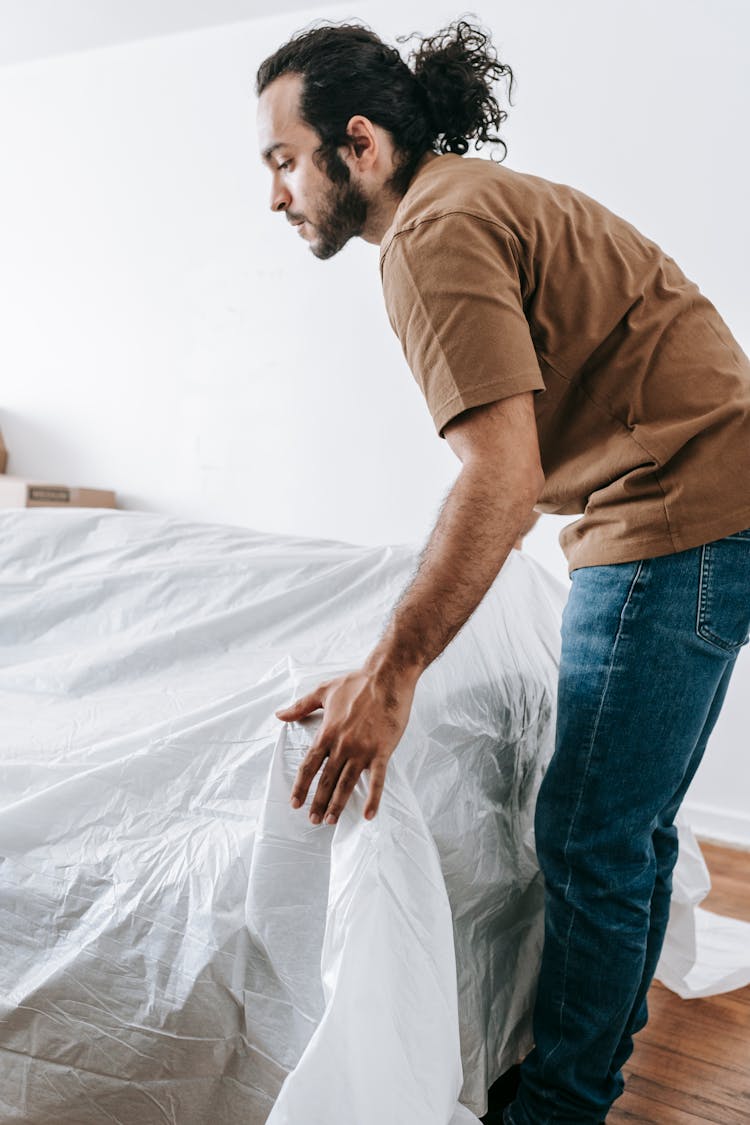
[379,152,750,571]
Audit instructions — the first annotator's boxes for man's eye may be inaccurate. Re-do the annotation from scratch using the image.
[278,160,292,172]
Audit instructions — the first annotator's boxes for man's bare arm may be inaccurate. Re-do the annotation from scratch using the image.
[365,392,544,680]
[276,391,545,824]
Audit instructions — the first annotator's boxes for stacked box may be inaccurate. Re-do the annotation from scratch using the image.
[0,475,116,509]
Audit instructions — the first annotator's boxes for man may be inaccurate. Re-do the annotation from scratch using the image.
[255,19,750,1125]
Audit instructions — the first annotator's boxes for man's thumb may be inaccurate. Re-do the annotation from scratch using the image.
[275,688,325,721]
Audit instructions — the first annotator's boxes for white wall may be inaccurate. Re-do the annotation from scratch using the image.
[0,0,352,65]
[0,1,748,842]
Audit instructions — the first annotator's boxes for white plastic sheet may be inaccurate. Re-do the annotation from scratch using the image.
[0,509,747,1125]
[655,818,750,999]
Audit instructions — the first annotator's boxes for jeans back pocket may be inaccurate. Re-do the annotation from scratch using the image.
[696,533,750,652]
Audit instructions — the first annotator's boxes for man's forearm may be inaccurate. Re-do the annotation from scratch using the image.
[364,464,540,684]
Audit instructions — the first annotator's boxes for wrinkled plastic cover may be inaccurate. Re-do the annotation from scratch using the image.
[0,510,747,1124]
[656,821,750,999]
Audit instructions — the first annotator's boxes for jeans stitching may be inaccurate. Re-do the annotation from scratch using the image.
[541,559,645,1121]
[696,541,747,652]
[696,543,709,640]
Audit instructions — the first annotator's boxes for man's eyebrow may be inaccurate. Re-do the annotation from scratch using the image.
[261,142,288,163]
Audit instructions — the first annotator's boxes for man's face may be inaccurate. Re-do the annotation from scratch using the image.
[257,73,369,260]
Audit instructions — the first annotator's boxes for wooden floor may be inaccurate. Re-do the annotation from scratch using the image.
[607,841,750,1124]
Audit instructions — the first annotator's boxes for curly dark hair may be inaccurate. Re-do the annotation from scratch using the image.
[255,16,514,195]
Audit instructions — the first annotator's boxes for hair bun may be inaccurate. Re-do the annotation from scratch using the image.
[401,18,514,157]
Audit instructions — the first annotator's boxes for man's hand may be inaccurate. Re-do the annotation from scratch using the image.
[275,666,417,824]
[276,395,543,826]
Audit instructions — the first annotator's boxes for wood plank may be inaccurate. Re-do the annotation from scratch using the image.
[636,1003,750,1068]
[623,1041,750,1121]
[697,841,750,923]
[609,1074,735,1123]
[644,983,750,1046]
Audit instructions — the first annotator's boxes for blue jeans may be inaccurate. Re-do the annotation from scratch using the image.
[504,527,750,1124]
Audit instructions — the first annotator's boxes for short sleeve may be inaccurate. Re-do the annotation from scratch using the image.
[380,212,545,438]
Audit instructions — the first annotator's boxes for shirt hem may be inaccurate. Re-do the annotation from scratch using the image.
[563,509,750,573]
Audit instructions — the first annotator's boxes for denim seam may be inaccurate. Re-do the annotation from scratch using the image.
[696,543,709,644]
[696,542,746,652]
[541,559,645,1122]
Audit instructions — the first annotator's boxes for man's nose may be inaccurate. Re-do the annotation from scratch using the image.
[270,179,291,213]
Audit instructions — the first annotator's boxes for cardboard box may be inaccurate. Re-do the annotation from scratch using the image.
[0,475,117,509]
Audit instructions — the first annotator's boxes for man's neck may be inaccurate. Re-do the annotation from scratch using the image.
[360,151,441,246]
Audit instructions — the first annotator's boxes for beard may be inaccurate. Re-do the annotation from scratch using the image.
[305,149,370,260]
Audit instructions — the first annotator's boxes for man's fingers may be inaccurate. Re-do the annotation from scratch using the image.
[299,755,389,822]
[307,759,345,824]
[276,685,326,721]
[363,759,388,820]
[322,761,363,825]
[290,744,328,809]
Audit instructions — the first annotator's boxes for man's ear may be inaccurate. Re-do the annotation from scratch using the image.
[345,115,378,167]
